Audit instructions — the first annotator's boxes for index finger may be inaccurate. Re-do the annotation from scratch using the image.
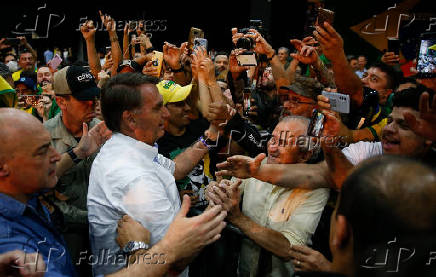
[419,91,430,114]
[195,204,222,223]
[323,21,339,38]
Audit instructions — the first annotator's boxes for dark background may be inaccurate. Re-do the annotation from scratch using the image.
[1,0,435,64]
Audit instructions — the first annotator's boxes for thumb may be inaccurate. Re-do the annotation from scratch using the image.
[178,194,191,218]
[231,28,238,35]
[231,178,242,191]
[82,122,89,136]
[254,153,266,166]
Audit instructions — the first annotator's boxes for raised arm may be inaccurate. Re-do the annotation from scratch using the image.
[314,22,364,106]
[18,36,37,61]
[80,20,101,78]
[99,11,121,77]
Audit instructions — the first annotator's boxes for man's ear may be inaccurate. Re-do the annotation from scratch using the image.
[122,110,136,131]
[0,163,10,177]
[55,96,66,110]
[332,215,352,249]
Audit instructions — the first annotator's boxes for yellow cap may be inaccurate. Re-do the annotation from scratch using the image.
[156,80,192,105]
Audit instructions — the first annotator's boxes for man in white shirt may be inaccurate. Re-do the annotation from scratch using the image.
[88,73,224,276]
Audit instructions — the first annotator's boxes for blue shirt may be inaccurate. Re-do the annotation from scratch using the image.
[0,193,76,276]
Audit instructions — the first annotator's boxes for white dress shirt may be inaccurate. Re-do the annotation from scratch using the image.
[88,133,187,276]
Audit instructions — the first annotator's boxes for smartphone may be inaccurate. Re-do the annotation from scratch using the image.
[387,38,400,55]
[243,88,252,117]
[321,91,350,114]
[48,54,62,71]
[193,38,208,51]
[188,27,204,52]
[151,51,164,77]
[4,38,20,46]
[416,32,436,79]
[307,109,325,137]
[106,46,111,52]
[20,95,42,108]
[129,21,137,31]
[236,53,257,67]
[317,8,335,26]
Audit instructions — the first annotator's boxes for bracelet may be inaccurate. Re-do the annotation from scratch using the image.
[199,136,216,150]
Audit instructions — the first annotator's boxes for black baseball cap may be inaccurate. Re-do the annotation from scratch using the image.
[53,65,100,101]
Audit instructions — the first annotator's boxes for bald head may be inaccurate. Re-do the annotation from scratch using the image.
[336,155,436,276]
[0,108,45,161]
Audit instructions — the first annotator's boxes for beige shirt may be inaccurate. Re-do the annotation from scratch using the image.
[236,169,329,277]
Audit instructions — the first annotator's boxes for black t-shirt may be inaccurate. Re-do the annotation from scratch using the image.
[157,117,211,208]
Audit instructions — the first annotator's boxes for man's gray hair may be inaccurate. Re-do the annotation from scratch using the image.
[278,47,290,55]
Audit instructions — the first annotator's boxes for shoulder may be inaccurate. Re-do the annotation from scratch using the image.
[43,113,61,131]
[342,141,382,165]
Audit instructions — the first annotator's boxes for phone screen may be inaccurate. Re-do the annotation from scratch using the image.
[416,34,436,78]
[243,90,251,116]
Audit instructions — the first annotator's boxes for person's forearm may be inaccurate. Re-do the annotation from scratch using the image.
[254,162,331,189]
[108,242,172,277]
[24,42,37,60]
[56,152,75,177]
[174,140,208,180]
[323,146,354,190]
[286,59,299,84]
[208,81,225,103]
[123,32,130,60]
[331,53,363,106]
[197,81,212,118]
[231,214,292,259]
[350,128,375,143]
[85,38,102,78]
[271,55,291,88]
[109,32,121,76]
[312,57,335,88]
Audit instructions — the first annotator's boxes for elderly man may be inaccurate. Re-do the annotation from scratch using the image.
[210,116,329,277]
[88,73,225,276]
[0,108,227,277]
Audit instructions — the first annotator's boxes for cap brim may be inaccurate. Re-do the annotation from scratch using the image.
[167,84,193,103]
[73,86,100,101]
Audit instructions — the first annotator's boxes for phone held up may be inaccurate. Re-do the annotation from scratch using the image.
[416,32,436,79]
[308,109,325,137]
[321,91,350,114]
[243,88,252,117]
[193,38,208,51]
[317,8,335,26]
[188,27,204,53]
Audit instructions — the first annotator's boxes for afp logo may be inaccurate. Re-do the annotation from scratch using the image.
[77,72,94,82]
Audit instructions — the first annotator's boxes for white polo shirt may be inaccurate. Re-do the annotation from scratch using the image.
[88,133,187,276]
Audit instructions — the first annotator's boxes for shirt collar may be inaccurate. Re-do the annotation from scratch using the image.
[0,193,28,217]
[112,132,159,159]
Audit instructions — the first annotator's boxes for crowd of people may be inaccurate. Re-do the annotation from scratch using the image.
[0,6,435,277]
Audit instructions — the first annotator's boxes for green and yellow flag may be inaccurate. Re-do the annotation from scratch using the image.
[0,75,17,108]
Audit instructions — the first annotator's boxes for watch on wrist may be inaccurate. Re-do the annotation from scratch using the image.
[66,147,83,164]
[122,241,150,255]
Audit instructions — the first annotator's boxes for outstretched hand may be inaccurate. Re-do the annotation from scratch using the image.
[75,121,112,159]
[216,153,266,179]
[313,22,344,61]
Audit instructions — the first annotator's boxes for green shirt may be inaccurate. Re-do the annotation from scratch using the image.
[44,113,100,224]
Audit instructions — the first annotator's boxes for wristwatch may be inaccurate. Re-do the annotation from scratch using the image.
[199,136,217,150]
[66,147,83,164]
[122,241,149,255]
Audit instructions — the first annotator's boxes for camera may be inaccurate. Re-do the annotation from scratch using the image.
[236,20,263,50]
